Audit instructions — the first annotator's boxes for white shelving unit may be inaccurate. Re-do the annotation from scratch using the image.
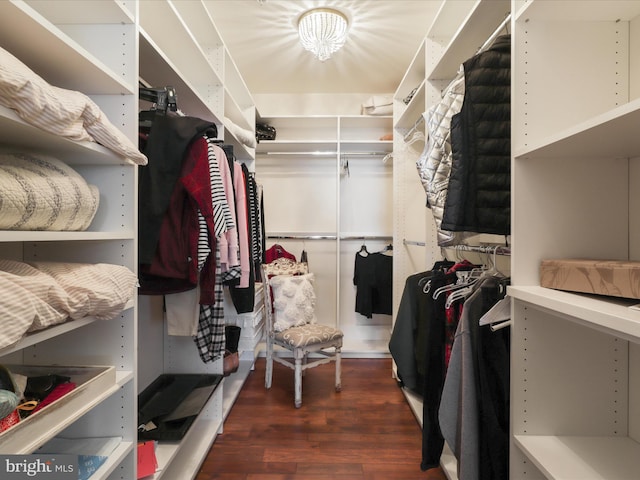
[392,34,429,322]
[0,1,255,478]
[138,0,255,164]
[0,1,138,478]
[137,1,256,478]
[393,1,511,478]
[256,114,394,355]
[510,1,640,478]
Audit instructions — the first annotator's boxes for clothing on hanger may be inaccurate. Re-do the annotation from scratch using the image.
[439,275,510,480]
[264,244,296,263]
[353,249,392,318]
[441,35,511,236]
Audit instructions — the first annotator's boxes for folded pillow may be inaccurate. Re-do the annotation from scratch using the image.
[225,116,257,149]
[0,273,67,348]
[27,261,138,321]
[270,273,317,332]
[0,152,99,231]
[0,260,70,332]
[0,46,147,165]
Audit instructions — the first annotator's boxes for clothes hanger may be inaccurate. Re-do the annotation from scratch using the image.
[139,86,178,128]
[432,268,482,300]
[358,240,369,257]
[445,284,475,309]
[405,130,425,145]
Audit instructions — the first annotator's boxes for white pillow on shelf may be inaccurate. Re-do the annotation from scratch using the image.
[0,46,148,165]
[270,273,317,332]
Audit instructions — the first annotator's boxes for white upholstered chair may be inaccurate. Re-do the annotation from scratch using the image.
[261,258,343,408]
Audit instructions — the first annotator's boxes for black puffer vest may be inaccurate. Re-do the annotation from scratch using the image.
[441,35,511,236]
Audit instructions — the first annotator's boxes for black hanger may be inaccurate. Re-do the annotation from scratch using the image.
[358,243,369,257]
[139,86,178,128]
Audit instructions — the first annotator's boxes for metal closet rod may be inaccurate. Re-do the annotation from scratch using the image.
[268,234,393,241]
[402,239,511,256]
[264,151,390,156]
[443,244,511,256]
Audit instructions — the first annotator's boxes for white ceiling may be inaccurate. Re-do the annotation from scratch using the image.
[206,0,444,95]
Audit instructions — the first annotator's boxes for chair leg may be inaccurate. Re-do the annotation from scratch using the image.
[265,339,273,390]
[335,346,342,392]
[294,349,303,408]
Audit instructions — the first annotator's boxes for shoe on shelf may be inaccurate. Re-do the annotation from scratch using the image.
[223,350,239,377]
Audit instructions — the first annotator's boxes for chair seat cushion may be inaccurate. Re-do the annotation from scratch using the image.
[275,324,343,348]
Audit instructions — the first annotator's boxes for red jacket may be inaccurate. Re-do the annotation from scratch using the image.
[140,136,218,304]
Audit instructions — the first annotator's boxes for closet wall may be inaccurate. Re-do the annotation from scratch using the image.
[255,108,394,355]
[510,1,640,478]
[0,1,138,478]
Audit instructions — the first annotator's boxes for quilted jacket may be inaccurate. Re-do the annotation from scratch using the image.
[416,73,467,246]
[441,35,511,236]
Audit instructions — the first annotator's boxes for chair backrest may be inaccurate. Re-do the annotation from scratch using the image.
[261,258,309,337]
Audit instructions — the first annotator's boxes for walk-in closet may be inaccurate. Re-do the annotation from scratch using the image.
[0,1,638,479]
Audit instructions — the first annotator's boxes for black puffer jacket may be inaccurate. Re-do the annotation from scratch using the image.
[441,35,511,236]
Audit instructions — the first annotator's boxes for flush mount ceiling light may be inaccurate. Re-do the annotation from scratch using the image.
[297,7,349,62]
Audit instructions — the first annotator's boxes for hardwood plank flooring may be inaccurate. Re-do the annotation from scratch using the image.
[196,358,447,480]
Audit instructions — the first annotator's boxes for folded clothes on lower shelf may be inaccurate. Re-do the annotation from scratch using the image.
[0,365,116,450]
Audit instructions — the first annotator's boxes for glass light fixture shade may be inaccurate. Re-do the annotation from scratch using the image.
[298,8,349,62]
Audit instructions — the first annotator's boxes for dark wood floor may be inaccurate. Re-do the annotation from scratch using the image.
[196,357,447,480]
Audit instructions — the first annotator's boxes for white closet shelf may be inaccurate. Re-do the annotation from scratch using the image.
[139,1,223,92]
[508,286,640,343]
[427,0,477,40]
[0,230,135,242]
[256,141,338,154]
[341,115,393,126]
[0,106,137,166]
[395,40,425,100]
[151,412,223,479]
[223,50,254,114]
[88,440,135,480]
[224,87,253,132]
[0,1,134,94]
[169,0,224,53]
[23,0,134,24]
[394,82,426,130]
[222,359,254,422]
[427,0,510,80]
[341,141,393,154]
[0,303,134,358]
[514,97,640,160]
[514,435,640,480]
[515,0,640,22]
[139,32,221,126]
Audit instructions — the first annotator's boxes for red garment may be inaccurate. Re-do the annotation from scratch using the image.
[31,383,76,415]
[264,244,296,264]
[141,137,218,304]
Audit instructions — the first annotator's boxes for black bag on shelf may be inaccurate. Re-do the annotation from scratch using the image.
[138,374,222,441]
[255,122,276,142]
